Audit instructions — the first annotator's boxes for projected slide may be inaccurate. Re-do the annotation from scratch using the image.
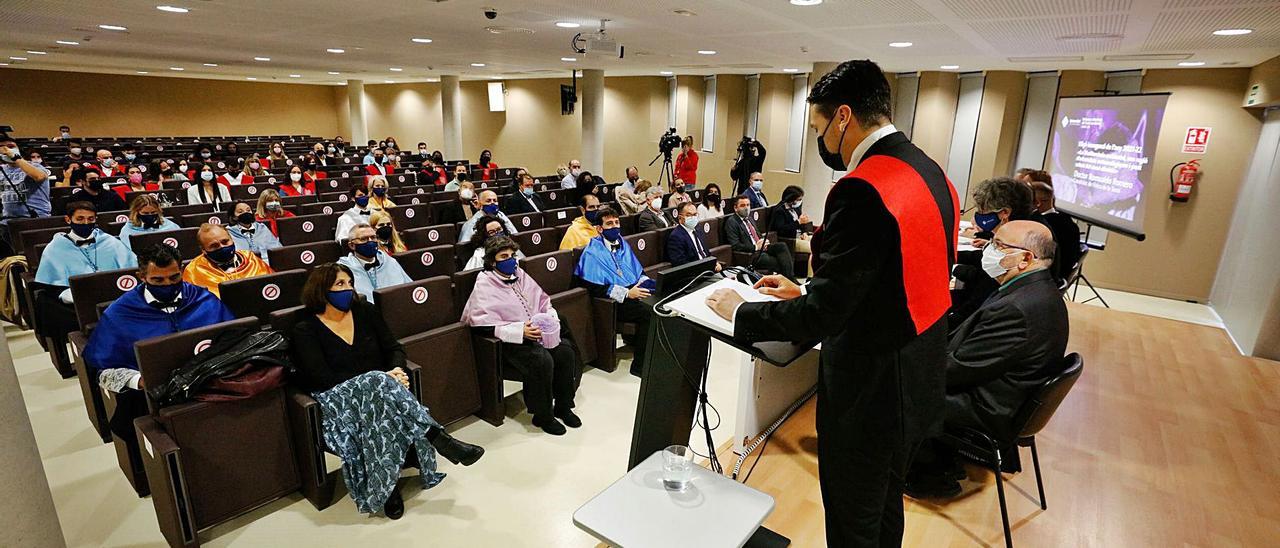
[1048,93,1169,240]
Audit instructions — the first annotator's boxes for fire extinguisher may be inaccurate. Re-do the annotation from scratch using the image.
[1170,159,1199,202]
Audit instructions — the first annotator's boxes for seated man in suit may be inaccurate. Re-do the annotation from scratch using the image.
[950,176,1037,327]
[722,195,794,280]
[457,189,518,243]
[182,223,273,298]
[1027,175,1080,284]
[503,173,546,214]
[338,223,413,300]
[666,203,722,271]
[637,187,672,231]
[559,193,601,250]
[573,206,654,377]
[905,221,1068,499]
[85,244,234,466]
[745,172,770,209]
[436,181,476,226]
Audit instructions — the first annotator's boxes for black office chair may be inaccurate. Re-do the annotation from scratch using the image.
[941,353,1084,548]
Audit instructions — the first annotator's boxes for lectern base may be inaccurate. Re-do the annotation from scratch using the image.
[745,525,791,547]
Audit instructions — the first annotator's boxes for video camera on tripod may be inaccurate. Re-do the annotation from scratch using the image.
[649,127,683,188]
[658,128,683,157]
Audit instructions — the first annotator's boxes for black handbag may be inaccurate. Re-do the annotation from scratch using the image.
[148,327,292,407]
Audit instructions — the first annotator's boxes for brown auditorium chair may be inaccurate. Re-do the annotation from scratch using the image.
[279,194,318,209]
[268,240,343,272]
[451,268,482,317]
[163,203,215,219]
[298,200,346,216]
[275,213,338,245]
[178,211,228,229]
[133,317,299,548]
[511,227,558,257]
[537,189,569,209]
[618,214,639,236]
[125,189,181,206]
[315,177,353,194]
[217,269,308,322]
[394,245,455,281]
[693,216,732,263]
[66,267,143,444]
[388,172,417,187]
[228,183,277,202]
[130,228,202,261]
[543,207,578,227]
[372,277,482,425]
[508,212,544,232]
[750,207,771,233]
[386,202,432,230]
[8,216,68,253]
[401,223,457,250]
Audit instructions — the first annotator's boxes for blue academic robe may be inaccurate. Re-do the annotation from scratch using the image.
[228,222,283,262]
[338,251,413,301]
[84,283,235,372]
[34,230,137,288]
[118,219,182,252]
[574,236,654,297]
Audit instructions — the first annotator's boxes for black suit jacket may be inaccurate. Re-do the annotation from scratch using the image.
[768,203,804,239]
[637,208,671,232]
[665,226,710,266]
[735,131,958,446]
[503,192,546,215]
[1041,211,1081,283]
[722,212,761,253]
[945,269,1068,441]
[436,202,472,226]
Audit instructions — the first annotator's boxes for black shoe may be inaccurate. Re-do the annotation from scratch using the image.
[383,488,404,520]
[533,414,567,436]
[554,408,582,428]
[904,476,962,500]
[630,361,644,378]
[431,433,485,466]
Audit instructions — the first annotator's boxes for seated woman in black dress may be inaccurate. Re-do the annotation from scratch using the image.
[768,185,812,240]
[291,263,484,519]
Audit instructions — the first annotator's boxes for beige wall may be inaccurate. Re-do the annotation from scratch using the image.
[913,72,959,168]
[1244,55,1280,108]
[968,71,1027,201]
[363,82,444,153]
[1,67,341,138]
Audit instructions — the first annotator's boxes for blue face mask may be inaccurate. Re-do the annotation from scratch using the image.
[974,211,1001,232]
[482,203,500,216]
[584,210,599,224]
[602,227,621,242]
[521,187,535,197]
[683,216,698,230]
[148,282,181,303]
[354,240,379,258]
[372,187,387,197]
[206,243,236,264]
[355,195,370,208]
[70,222,96,239]
[752,180,763,191]
[327,289,355,312]
[494,257,518,276]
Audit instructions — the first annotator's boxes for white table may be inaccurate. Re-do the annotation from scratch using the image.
[574,451,776,548]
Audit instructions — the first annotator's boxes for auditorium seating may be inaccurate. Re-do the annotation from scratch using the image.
[68,266,145,443]
[268,240,344,272]
[218,269,308,322]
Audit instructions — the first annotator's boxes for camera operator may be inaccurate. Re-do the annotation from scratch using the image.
[0,132,52,221]
[674,135,698,186]
[730,137,766,195]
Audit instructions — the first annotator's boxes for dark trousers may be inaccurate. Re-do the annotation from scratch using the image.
[108,388,150,484]
[616,298,652,373]
[502,340,580,418]
[752,243,795,280]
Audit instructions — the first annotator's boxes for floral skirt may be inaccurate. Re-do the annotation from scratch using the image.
[313,371,447,514]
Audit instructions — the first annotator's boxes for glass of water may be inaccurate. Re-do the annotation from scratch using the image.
[662,445,694,491]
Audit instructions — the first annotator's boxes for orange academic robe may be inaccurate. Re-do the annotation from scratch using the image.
[182,250,274,298]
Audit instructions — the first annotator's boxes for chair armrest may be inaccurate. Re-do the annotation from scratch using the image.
[285,388,330,501]
[590,297,619,373]
[470,333,505,426]
[134,415,198,548]
[403,360,423,400]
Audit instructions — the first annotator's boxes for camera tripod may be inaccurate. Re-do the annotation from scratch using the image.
[649,149,676,190]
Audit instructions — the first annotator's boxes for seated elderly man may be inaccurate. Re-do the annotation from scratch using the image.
[338,223,413,301]
[950,176,1038,327]
[85,244,234,461]
[183,223,274,298]
[457,189,518,243]
[559,193,601,250]
[573,206,655,377]
[904,221,1068,499]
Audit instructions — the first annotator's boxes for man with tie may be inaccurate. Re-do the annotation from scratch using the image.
[745,172,770,209]
[722,195,794,280]
[666,203,722,271]
[503,173,546,214]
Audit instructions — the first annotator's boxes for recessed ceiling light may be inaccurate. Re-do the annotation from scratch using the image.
[98,24,128,31]
[55,40,80,45]
[555,22,580,28]
[1212,28,1252,36]
[254,56,270,61]
[426,77,440,82]
[698,50,717,55]
[561,57,577,62]
[389,67,403,72]
[384,80,394,83]
[327,48,345,54]
[169,66,184,71]
[289,74,301,78]
[889,41,913,48]
[940,64,960,69]
[782,68,799,73]
[660,71,674,75]
[135,70,148,74]
[471,63,486,67]
[246,77,257,80]
[156,5,189,13]
[9,57,28,61]
[411,38,433,44]
[790,0,824,5]
[26,50,47,55]
[203,63,218,67]
[1178,61,1205,67]
[328,71,341,75]
[0,63,9,66]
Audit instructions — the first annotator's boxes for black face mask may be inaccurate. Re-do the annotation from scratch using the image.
[816,114,849,171]
[376,225,394,241]
[236,212,255,226]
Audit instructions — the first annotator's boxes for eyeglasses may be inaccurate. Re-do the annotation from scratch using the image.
[349,235,373,244]
[992,238,1036,258]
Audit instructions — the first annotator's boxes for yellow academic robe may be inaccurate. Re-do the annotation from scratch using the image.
[559,216,598,250]
[182,250,274,298]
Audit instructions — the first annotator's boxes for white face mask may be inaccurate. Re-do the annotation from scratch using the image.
[70,147,82,155]
[200,171,215,181]
[290,173,302,182]
[650,197,663,210]
[460,189,474,200]
[571,168,582,176]
[981,244,1018,280]
[249,162,261,170]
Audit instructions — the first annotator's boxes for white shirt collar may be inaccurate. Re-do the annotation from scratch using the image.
[847,123,898,170]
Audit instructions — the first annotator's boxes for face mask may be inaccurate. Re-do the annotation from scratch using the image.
[494,257,518,276]
[70,222,96,239]
[456,172,468,181]
[372,187,387,197]
[354,240,379,258]
[974,212,1001,232]
[571,168,582,177]
[682,216,698,230]
[981,244,1017,280]
[265,201,281,211]
[200,171,214,181]
[70,147,83,155]
[201,152,212,159]
[355,195,370,208]
[584,210,600,224]
[147,282,181,303]
[481,155,491,163]
[124,153,137,161]
[327,146,336,153]
[459,189,474,200]
[178,164,188,171]
[792,199,803,209]
[290,173,302,182]
[376,225,394,241]
[419,148,428,155]
[707,193,720,202]
[326,289,355,312]
[521,187,534,197]
[249,162,261,170]
[61,132,71,139]
[236,212,255,225]
[139,213,160,227]
[650,198,663,210]
[751,180,763,191]
[602,227,622,242]
[388,155,398,163]
[206,243,237,264]
[482,203,500,216]
[374,155,384,163]
[272,148,282,155]
[128,173,143,184]
[736,207,750,218]
[817,115,850,171]
[101,158,115,167]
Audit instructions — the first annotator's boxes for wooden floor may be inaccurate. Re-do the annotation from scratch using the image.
[729,303,1280,547]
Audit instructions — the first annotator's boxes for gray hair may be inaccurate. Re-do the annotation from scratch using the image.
[972,176,1033,218]
[1022,229,1056,266]
[348,222,373,240]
